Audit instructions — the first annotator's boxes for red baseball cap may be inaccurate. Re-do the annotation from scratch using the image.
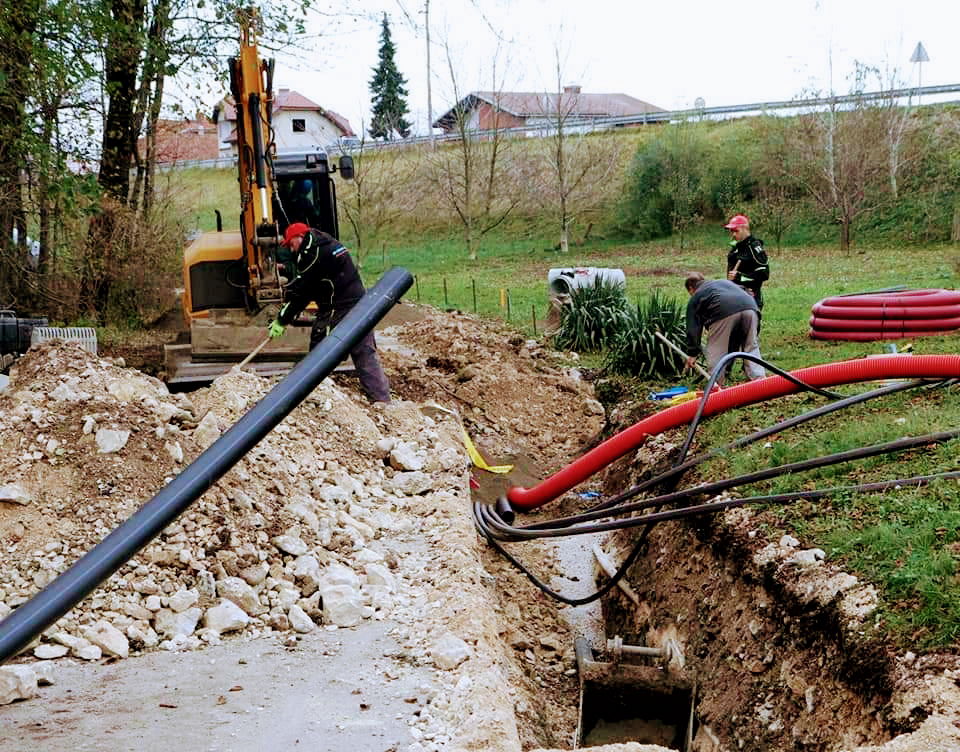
[281,222,309,247]
[724,214,749,229]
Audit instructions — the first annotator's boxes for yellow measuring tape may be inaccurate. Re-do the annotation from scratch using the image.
[462,428,514,474]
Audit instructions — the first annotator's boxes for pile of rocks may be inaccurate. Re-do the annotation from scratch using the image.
[0,344,480,699]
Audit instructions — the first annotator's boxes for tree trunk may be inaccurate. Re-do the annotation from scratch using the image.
[84,0,145,319]
[840,216,851,251]
[0,1,40,307]
[98,0,145,202]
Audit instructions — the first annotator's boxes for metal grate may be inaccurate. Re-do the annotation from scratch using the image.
[30,327,98,355]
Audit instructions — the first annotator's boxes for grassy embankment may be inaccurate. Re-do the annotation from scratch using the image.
[168,149,960,650]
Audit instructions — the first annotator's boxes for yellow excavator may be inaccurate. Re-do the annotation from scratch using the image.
[163,9,354,386]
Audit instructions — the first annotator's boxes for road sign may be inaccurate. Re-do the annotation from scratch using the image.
[910,42,929,64]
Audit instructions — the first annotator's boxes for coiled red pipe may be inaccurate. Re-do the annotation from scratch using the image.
[822,289,960,306]
[810,289,960,340]
[812,304,960,320]
[810,330,954,341]
[506,355,960,511]
[809,316,960,332]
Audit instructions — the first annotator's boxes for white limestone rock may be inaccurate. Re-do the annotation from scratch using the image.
[388,441,425,471]
[272,534,308,557]
[84,620,130,659]
[144,594,163,611]
[321,584,364,628]
[0,484,30,505]
[288,604,315,633]
[74,644,102,661]
[391,471,434,496]
[320,562,361,591]
[0,665,37,705]
[192,411,222,450]
[216,577,265,616]
[365,563,396,591]
[32,661,56,686]
[165,442,184,463]
[33,644,69,660]
[153,607,202,638]
[293,555,322,595]
[95,428,130,454]
[431,633,471,670]
[168,588,199,613]
[203,600,251,635]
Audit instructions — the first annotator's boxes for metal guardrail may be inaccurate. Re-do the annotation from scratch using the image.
[150,82,960,167]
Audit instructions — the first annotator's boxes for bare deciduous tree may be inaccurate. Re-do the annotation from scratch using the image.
[424,41,520,261]
[533,48,626,253]
[337,130,420,267]
[785,68,889,251]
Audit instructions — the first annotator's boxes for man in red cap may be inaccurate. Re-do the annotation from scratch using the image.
[723,214,769,380]
[723,214,769,310]
[267,223,391,402]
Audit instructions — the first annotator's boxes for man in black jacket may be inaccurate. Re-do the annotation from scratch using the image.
[724,214,769,310]
[267,222,391,402]
[684,272,764,382]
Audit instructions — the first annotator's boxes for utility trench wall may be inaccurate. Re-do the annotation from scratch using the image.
[595,436,960,752]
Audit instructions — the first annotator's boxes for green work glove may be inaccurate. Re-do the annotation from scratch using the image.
[268,320,286,339]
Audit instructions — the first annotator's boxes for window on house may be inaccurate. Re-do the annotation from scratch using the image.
[292,119,305,133]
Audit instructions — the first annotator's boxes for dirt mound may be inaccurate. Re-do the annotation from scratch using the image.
[380,307,604,474]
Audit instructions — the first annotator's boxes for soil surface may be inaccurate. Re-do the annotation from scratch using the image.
[0,301,958,752]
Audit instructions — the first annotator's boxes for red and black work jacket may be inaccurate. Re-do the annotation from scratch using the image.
[277,229,365,326]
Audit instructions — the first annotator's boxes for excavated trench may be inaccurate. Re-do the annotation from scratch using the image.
[486,411,960,752]
[471,380,960,752]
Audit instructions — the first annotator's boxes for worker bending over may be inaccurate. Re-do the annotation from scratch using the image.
[684,272,764,383]
[268,222,391,402]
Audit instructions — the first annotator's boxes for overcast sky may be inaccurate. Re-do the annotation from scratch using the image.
[261,0,958,137]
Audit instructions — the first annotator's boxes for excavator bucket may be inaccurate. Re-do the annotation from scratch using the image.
[163,309,311,386]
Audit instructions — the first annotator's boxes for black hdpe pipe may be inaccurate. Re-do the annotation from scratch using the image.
[0,267,413,664]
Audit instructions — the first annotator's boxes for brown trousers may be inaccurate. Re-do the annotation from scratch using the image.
[704,309,764,382]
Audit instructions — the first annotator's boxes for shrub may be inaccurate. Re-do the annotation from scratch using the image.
[604,290,687,378]
[553,278,631,353]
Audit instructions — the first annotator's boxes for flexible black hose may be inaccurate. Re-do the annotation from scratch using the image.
[678,350,846,464]
[579,378,935,517]
[0,268,413,664]
[483,428,960,540]
[480,470,960,542]
[474,471,960,602]
[473,502,653,606]
[484,429,960,540]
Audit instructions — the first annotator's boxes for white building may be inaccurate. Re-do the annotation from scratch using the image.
[213,89,355,156]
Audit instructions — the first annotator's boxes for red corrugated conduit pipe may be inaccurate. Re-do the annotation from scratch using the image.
[506,355,960,512]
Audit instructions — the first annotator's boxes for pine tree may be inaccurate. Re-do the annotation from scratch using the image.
[368,13,411,140]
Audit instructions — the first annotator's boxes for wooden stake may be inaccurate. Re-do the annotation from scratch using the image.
[655,330,711,380]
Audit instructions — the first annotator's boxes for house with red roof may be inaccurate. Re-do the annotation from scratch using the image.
[433,86,665,133]
[213,88,356,157]
[137,115,220,165]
